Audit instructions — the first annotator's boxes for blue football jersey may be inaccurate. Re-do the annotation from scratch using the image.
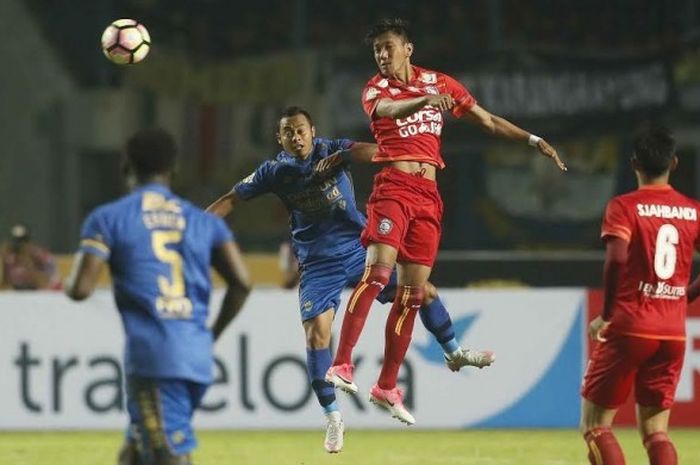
[79,183,233,383]
[234,138,367,265]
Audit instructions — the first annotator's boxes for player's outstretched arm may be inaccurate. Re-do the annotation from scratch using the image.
[462,104,567,171]
[64,252,106,301]
[206,191,242,218]
[376,94,454,119]
[210,241,252,341]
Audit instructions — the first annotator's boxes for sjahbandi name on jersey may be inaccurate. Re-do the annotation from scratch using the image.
[636,203,697,221]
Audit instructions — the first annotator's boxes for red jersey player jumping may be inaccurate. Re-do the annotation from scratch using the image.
[325,18,567,425]
[581,124,697,465]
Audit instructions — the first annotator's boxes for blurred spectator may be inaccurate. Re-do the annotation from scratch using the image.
[0,224,61,290]
[278,240,300,289]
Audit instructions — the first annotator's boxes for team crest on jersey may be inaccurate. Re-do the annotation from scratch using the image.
[377,79,389,88]
[303,300,313,313]
[378,218,393,235]
[365,87,380,101]
[420,72,437,84]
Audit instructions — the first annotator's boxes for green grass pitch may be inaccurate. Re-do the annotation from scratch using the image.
[1,429,698,465]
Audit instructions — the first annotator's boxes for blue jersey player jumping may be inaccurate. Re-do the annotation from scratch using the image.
[207,107,495,453]
[65,128,252,465]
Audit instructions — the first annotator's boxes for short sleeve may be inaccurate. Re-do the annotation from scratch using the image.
[601,198,632,243]
[234,161,274,200]
[79,208,112,259]
[443,74,477,118]
[361,83,390,118]
[210,215,234,247]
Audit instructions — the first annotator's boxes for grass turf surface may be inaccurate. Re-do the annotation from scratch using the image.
[1,429,699,465]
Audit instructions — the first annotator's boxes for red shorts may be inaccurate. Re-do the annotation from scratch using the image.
[361,167,443,267]
[581,333,685,409]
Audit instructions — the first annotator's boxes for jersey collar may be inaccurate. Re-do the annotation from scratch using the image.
[135,182,171,194]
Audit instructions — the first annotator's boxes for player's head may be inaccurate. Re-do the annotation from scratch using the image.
[366,18,414,78]
[277,106,316,159]
[123,128,177,185]
[631,123,677,179]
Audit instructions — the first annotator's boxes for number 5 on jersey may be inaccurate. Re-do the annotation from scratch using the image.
[152,230,193,318]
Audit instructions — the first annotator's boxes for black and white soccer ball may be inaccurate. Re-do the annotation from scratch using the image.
[101,19,151,65]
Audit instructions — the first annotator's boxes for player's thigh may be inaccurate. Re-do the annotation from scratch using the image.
[361,196,408,253]
[399,209,442,268]
[581,334,658,409]
[126,377,205,461]
[298,259,346,321]
[635,339,685,409]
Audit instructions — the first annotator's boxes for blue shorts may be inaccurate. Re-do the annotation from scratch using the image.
[298,242,397,321]
[125,376,208,459]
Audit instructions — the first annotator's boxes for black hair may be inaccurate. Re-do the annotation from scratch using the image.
[365,18,412,45]
[632,123,676,177]
[278,106,314,129]
[125,128,177,179]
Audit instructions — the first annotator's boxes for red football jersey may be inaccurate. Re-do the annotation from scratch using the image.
[361,65,476,169]
[601,184,700,339]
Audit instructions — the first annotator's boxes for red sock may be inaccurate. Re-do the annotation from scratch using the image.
[644,432,677,465]
[377,285,424,390]
[583,428,626,465]
[333,264,393,366]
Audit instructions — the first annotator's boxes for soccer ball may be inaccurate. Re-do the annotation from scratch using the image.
[101,19,151,65]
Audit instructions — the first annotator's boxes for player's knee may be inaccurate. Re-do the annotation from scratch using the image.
[423,282,437,304]
[395,284,425,307]
[304,317,332,348]
[306,329,331,348]
[362,263,393,288]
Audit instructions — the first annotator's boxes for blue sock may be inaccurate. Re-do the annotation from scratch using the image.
[419,296,459,354]
[306,348,338,414]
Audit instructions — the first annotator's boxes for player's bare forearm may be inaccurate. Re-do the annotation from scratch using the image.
[375,96,429,119]
[64,252,105,301]
[212,283,250,341]
[490,115,531,141]
[206,192,238,218]
[601,237,629,320]
[349,142,378,163]
[211,241,251,341]
[463,105,567,171]
[462,105,528,140]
